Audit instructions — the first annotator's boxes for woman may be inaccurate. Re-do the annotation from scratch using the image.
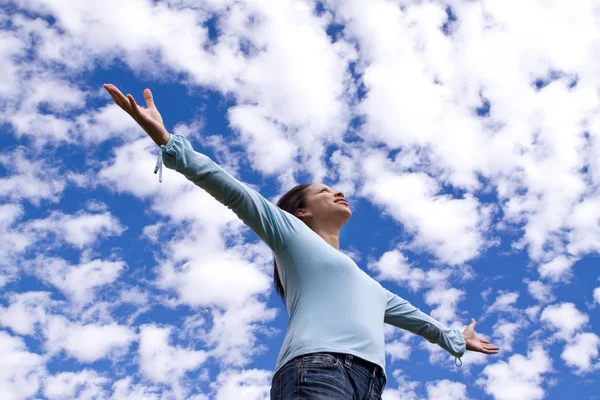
[104,84,500,399]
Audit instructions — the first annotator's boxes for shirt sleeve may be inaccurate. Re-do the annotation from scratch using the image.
[383,289,466,358]
[159,134,303,253]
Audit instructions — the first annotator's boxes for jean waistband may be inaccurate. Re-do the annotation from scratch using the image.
[329,352,386,390]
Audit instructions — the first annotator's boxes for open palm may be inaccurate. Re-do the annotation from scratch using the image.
[103,84,170,147]
[463,318,500,354]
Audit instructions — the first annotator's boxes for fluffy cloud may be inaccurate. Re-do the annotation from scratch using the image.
[32,256,126,305]
[0,291,52,336]
[138,324,207,395]
[386,340,412,363]
[361,155,494,266]
[492,319,526,353]
[426,379,468,400]
[537,255,577,282]
[211,368,271,400]
[561,332,600,374]
[424,285,465,324]
[381,369,420,400]
[540,302,589,340]
[43,370,108,400]
[477,346,552,400]
[526,280,555,304]
[205,299,278,367]
[368,249,425,291]
[45,317,136,363]
[0,331,45,400]
[109,377,165,400]
[487,291,520,314]
[0,148,67,205]
[27,210,126,249]
[0,204,35,286]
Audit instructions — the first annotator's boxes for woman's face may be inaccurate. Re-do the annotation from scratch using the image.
[296,184,352,222]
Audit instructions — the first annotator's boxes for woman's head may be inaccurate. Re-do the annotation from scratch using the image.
[273,183,352,302]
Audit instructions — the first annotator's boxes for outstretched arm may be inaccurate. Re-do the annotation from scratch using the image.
[384,290,499,359]
[103,84,303,252]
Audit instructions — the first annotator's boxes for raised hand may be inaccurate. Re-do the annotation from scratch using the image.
[103,84,170,147]
[463,318,500,355]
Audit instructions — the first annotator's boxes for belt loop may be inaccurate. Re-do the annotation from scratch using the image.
[344,354,353,367]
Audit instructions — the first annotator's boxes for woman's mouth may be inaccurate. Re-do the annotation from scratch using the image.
[335,199,350,207]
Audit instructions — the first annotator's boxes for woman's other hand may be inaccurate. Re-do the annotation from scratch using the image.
[463,318,500,354]
[103,83,170,147]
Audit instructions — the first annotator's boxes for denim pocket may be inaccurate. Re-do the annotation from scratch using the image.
[300,353,340,369]
[298,354,350,398]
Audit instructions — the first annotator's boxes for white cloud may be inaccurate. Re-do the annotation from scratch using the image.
[560,332,600,374]
[381,369,420,400]
[0,331,45,400]
[110,377,164,400]
[566,196,600,256]
[526,280,555,303]
[0,291,52,336]
[328,0,600,278]
[43,370,108,400]
[27,210,126,249]
[228,105,298,176]
[426,379,468,400]
[211,368,271,400]
[45,317,135,363]
[526,306,541,322]
[0,204,35,286]
[477,346,552,400]
[0,148,66,205]
[594,287,600,305]
[493,319,526,353]
[138,324,207,393]
[206,299,278,367]
[361,156,494,265]
[157,250,270,309]
[33,256,126,305]
[424,286,464,324]
[487,291,519,314]
[540,302,588,340]
[537,255,576,282]
[386,340,412,363]
[540,303,599,373]
[368,250,425,291]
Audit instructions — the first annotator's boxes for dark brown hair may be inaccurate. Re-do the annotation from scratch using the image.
[274,184,312,304]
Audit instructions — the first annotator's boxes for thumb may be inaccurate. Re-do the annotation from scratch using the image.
[143,88,154,108]
[469,318,477,329]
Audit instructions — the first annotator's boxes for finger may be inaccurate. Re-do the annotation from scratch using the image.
[143,88,154,109]
[105,84,129,104]
[482,348,500,354]
[479,337,491,344]
[107,90,131,114]
[104,84,133,115]
[127,94,141,119]
[483,344,500,351]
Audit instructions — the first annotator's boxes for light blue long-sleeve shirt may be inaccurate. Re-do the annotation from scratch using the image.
[159,134,466,379]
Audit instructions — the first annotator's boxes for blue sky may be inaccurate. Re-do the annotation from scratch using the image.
[1,0,599,399]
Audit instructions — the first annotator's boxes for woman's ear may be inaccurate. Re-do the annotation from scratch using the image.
[295,208,312,218]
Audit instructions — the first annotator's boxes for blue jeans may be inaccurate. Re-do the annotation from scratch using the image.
[270,352,386,399]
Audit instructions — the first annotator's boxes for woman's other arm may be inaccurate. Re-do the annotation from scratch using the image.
[384,290,499,358]
[103,84,301,252]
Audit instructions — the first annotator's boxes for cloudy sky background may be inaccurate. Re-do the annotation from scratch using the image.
[1,0,599,399]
